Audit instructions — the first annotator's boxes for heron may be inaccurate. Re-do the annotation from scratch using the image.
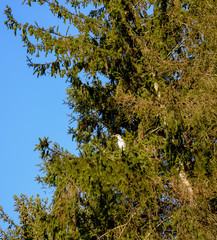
[113,134,126,150]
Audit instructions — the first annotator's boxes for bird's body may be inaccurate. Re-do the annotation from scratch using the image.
[114,134,126,150]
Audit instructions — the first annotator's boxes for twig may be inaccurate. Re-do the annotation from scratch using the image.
[118,214,133,239]
[144,126,162,136]
[167,39,185,58]
[144,216,172,240]
[98,214,133,239]
[47,146,70,158]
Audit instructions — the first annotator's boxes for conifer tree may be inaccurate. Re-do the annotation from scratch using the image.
[1,0,217,239]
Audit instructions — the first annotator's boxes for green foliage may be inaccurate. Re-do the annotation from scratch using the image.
[1,0,217,239]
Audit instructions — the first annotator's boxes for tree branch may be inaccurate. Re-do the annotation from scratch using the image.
[98,214,133,239]
[144,216,172,240]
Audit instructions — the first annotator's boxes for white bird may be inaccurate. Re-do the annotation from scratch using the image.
[154,82,161,98]
[113,134,126,150]
[154,82,159,92]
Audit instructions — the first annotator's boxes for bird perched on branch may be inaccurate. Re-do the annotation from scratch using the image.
[113,134,126,150]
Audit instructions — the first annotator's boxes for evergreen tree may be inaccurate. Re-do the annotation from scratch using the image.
[1,0,217,239]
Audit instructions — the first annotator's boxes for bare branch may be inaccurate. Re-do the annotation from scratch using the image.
[98,214,134,239]
[144,216,172,240]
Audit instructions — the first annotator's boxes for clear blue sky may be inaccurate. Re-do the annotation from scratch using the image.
[0,0,77,224]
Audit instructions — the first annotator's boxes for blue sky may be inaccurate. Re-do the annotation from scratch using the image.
[0,0,77,224]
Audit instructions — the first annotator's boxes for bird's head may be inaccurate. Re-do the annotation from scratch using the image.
[112,134,122,140]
